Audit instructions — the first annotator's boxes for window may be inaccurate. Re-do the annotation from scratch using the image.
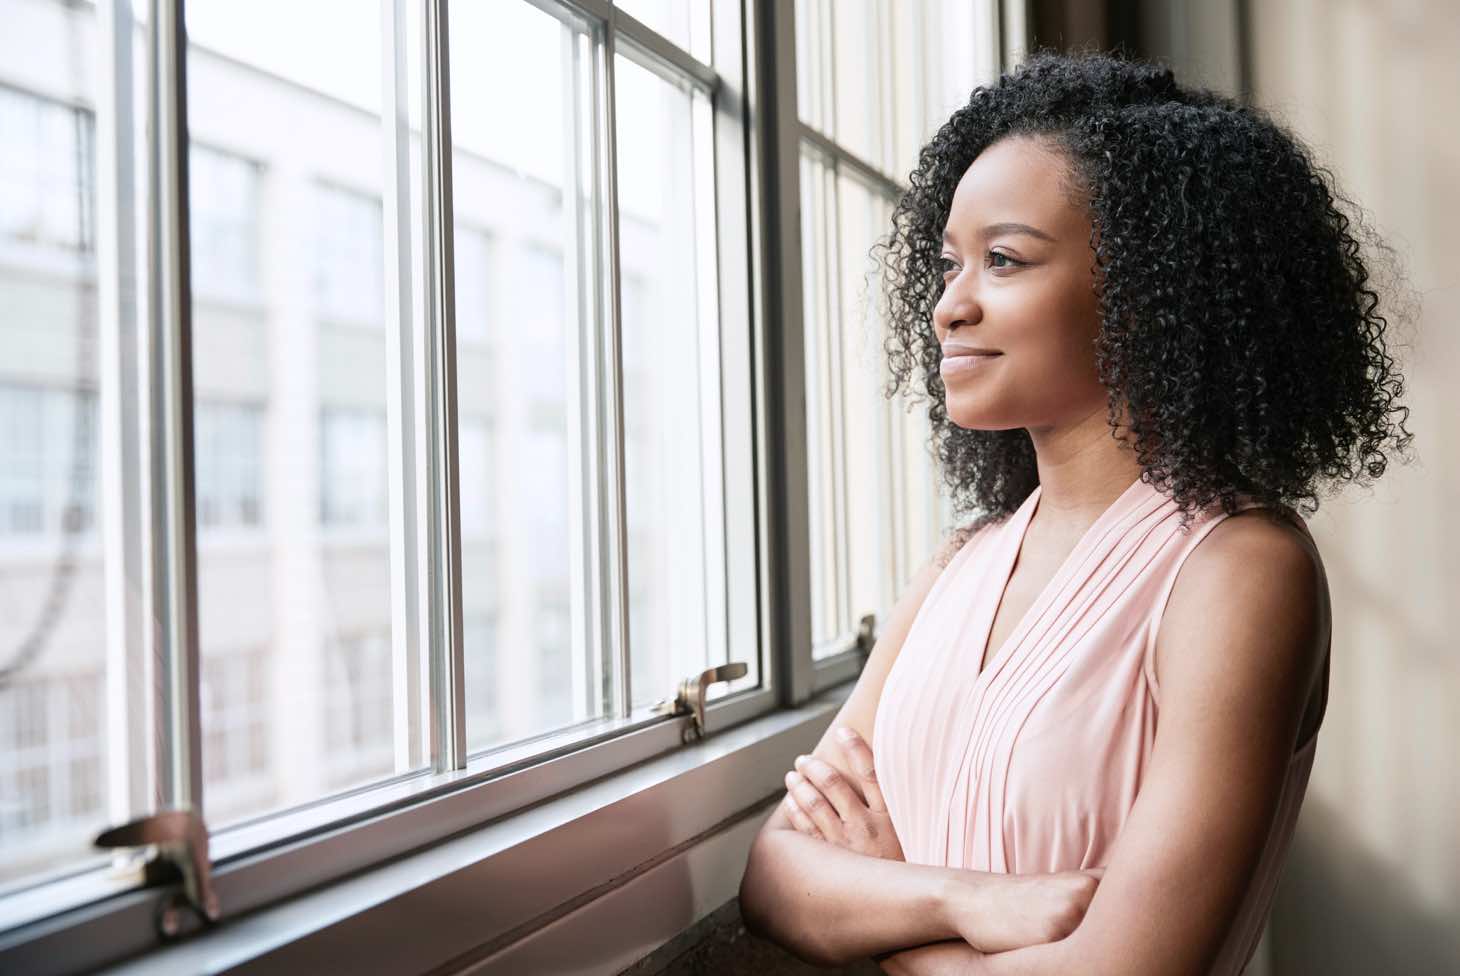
[1,0,1006,968]
[323,631,395,789]
[189,2,422,838]
[0,5,119,907]
[189,144,261,305]
[615,54,726,709]
[0,85,94,254]
[0,671,105,886]
[0,385,98,538]
[194,400,264,531]
[795,0,990,661]
[453,225,492,343]
[320,407,388,528]
[200,646,272,822]
[314,183,385,326]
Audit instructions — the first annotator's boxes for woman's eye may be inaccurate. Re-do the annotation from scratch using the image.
[986,250,1021,270]
[938,257,960,277]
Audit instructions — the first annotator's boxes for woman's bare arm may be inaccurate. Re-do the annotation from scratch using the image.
[739,532,1019,966]
[740,815,992,966]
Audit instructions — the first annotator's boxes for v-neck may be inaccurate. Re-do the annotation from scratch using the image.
[974,474,1148,683]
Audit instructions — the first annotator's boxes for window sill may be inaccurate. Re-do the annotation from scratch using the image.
[4,683,852,975]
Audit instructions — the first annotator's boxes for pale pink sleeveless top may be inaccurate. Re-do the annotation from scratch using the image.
[873,474,1328,975]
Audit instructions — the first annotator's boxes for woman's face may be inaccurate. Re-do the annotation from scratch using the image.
[932,135,1106,433]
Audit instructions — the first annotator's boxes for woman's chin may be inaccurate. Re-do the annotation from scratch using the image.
[945,402,1013,431]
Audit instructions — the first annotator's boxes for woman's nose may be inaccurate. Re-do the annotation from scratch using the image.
[935,278,980,334]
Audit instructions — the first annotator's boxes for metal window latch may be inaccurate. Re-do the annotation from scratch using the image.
[857,612,877,653]
[651,661,748,743]
[95,809,220,938]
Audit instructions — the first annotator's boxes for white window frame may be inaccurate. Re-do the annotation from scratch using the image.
[0,1,1020,972]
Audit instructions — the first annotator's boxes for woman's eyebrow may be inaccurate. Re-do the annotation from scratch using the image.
[941,221,1055,245]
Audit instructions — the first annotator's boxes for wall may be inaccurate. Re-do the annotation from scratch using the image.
[1243,2,1460,972]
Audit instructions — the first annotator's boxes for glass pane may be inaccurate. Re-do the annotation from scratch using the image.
[837,172,895,630]
[891,0,998,183]
[449,0,601,752]
[831,0,882,169]
[794,0,830,137]
[185,0,426,826]
[800,146,845,652]
[614,0,711,64]
[0,0,150,891]
[615,56,725,709]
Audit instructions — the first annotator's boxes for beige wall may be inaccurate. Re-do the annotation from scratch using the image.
[1241,2,1460,973]
[1138,0,1459,970]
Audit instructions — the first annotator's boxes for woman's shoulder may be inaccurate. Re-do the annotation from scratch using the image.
[1155,500,1330,726]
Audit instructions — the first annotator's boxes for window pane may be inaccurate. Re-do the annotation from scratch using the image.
[793,0,827,135]
[0,1,148,890]
[830,0,882,169]
[891,0,998,183]
[448,0,601,752]
[185,0,425,827]
[613,0,711,63]
[799,146,845,651]
[837,172,895,629]
[616,56,726,708]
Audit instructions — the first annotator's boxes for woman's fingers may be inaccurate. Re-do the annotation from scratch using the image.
[784,769,843,841]
[832,726,888,814]
[792,753,865,823]
[780,791,823,840]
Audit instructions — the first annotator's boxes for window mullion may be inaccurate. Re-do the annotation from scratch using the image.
[596,22,632,718]
[98,0,155,827]
[751,0,815,705]
[422,0,466,772]
[149,0,204,815]
[382,0,428,773]
[562,23,604,724]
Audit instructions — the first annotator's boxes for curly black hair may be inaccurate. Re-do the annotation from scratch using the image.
[875,49,1415,541]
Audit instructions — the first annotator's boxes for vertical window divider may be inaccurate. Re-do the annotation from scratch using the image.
[596,14,632,719]
[422,0,467,772]
[99,0,156,829]
[753,0,815,705]
[562,19,601,725]
[382,0,428,772]
[148,0,204,815]
[825,161,851,641]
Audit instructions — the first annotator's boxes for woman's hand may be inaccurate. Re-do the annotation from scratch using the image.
[780,726,905,861]
[940,868,1105,953]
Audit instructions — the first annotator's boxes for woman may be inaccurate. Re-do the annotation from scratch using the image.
[738,50,1412,974]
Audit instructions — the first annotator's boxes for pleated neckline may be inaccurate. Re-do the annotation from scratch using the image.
[973,473,1149,685]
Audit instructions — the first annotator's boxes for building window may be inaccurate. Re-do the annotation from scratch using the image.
[458,417,493,539]
[190,144,261,305]
[194,400,264,531]
[0,85,94,254]
[454,225,492,343]
[314,183,385,327]
[0,671,104,884]
[323,632,394,789]
[0,385,97,538]
[319,407,387,528]
[200,646,272,821]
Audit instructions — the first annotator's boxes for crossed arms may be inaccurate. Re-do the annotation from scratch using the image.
[738,512,1328,974]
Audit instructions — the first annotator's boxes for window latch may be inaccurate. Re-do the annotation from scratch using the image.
[651,661,748,743]
[95,809,220,938]
[857,612,877,653]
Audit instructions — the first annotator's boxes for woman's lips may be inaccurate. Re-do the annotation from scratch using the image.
[940,352,1001,378]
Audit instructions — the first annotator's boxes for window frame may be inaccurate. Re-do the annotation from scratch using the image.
[0,0,1018,970]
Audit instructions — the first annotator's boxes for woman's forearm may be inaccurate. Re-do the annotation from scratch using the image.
[739,826,988,966]
[876,940,985,975]
[879,938,1075,976]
